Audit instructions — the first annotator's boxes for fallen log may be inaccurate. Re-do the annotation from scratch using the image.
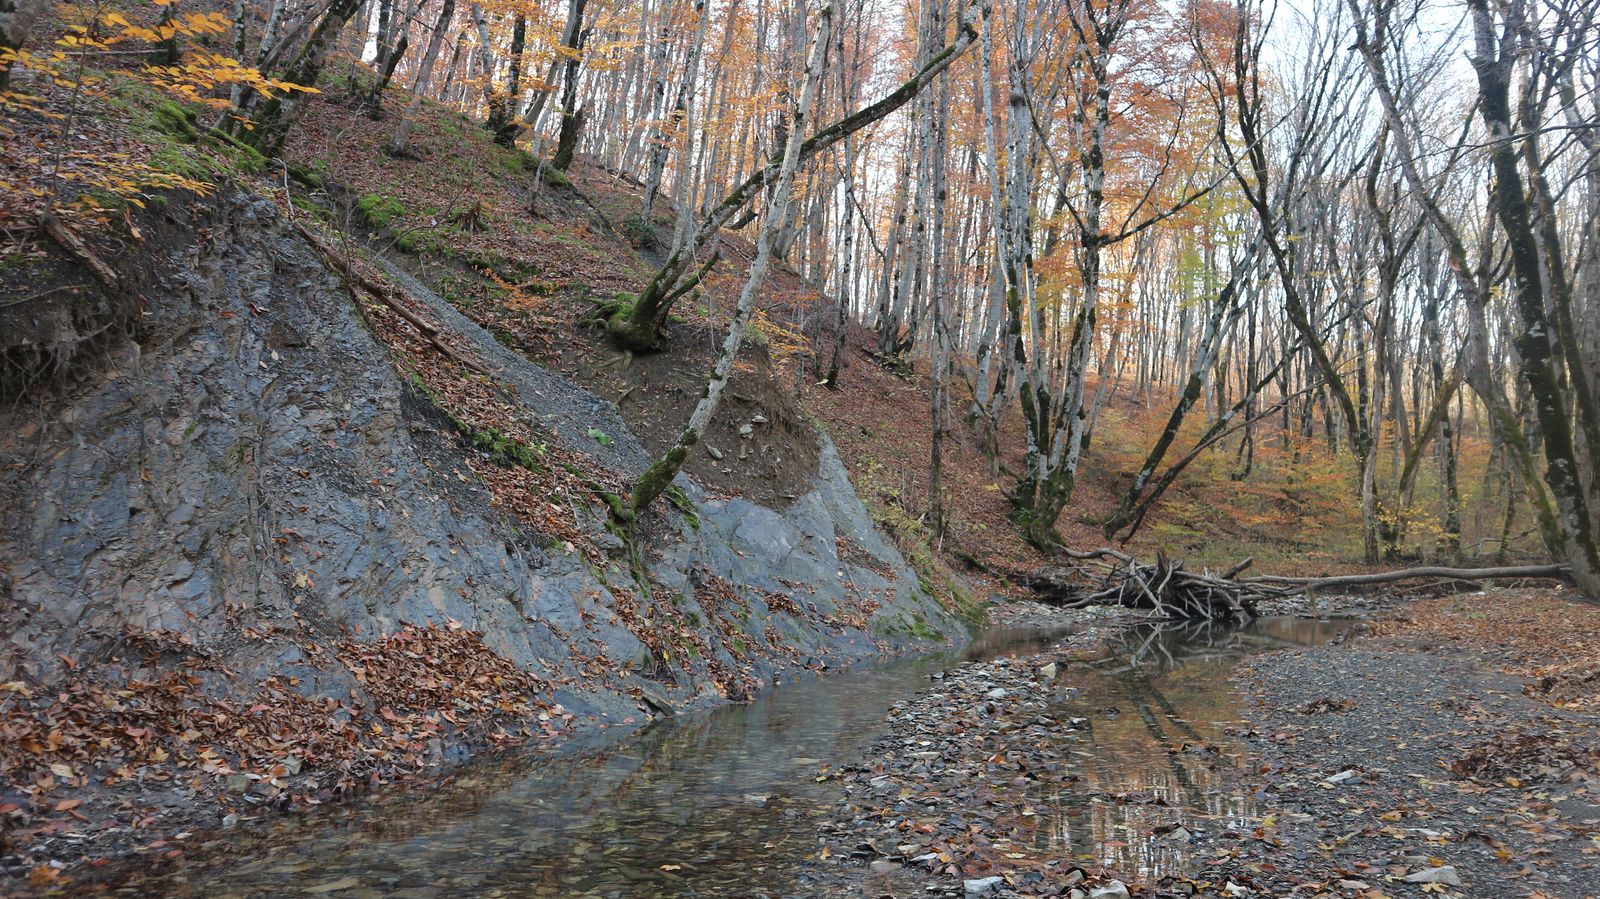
[290,220,495,377]
[1030,551,1571,621]
[39,213,121,290]
[1244,563,1569,591]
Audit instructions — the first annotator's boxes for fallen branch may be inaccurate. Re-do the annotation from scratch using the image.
[39,213,121,290]
[290,221,493,377]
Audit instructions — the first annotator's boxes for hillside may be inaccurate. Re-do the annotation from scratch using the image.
[0,75,967,874]
[276,77,1488,604]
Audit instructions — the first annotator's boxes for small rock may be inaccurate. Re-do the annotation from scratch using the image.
[1089,881,1130,899]
[1038,662,1058,679]
[964,876,1004,896]
[638,681,675,716]
[1222,883,1249,897]
[1159,825,1193,842]
[707,445,724,460]
[738,423,754,437]
[1323,769,1357,784]
[304,877,362,894]
[985,688,1008,700]
[869,859,899,874]
[1403,866,1461,886]
[751,414,768,424]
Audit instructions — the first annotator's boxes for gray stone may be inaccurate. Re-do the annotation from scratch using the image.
[637,681,675,716]
[1403,866,1461,886]
[1089,882,1130,899]
[964,876,1004,896]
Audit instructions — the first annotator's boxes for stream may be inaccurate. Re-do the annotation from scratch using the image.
[90,617,1349,897]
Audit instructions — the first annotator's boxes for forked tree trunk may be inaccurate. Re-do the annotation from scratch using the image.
[248,0,365,156]
[549,0,591,169]
[1465,0,1600,596]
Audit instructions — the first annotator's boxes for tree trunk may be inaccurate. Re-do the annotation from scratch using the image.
[631,4,831,513]
[548,0,591,169]
[388,0,455,156]
[612,0,990,350]
[1466,0,1600,596]
[248,0,365,157]
[0,0,44,87]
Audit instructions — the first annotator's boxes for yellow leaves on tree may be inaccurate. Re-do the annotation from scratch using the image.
[2,1,316,224]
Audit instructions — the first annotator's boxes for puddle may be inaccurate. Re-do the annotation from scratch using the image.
[85,617,1346,896]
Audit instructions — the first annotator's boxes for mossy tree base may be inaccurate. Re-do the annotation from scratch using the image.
[606,309,662,352]
[631,444,689,515]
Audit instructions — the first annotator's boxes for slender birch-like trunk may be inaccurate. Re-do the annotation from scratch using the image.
[631,4,832,514]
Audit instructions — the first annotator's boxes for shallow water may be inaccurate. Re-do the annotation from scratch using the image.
[1025,616,1349,882]
[92,617,1345,897]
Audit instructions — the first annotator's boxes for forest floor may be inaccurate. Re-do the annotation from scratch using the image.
[811,586,1600,898]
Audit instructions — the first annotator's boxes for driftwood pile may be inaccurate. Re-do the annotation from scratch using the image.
[1032,551,1288,621]
[1031,547,1571,621]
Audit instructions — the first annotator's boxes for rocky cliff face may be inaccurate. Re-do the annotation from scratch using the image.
[0,190,960,736]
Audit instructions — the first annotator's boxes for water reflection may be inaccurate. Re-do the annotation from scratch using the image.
[86,619,1344,896]
[89,627,1073,898]
[1030,617,1349,880]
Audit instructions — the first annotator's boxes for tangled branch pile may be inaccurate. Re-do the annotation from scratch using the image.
[1031,551,1289,620]
[1031,547,1572,620]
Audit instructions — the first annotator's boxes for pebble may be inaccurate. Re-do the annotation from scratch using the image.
[1089,880,1130,899]
[964,875,1004,896]
[1403,866,1462,886]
